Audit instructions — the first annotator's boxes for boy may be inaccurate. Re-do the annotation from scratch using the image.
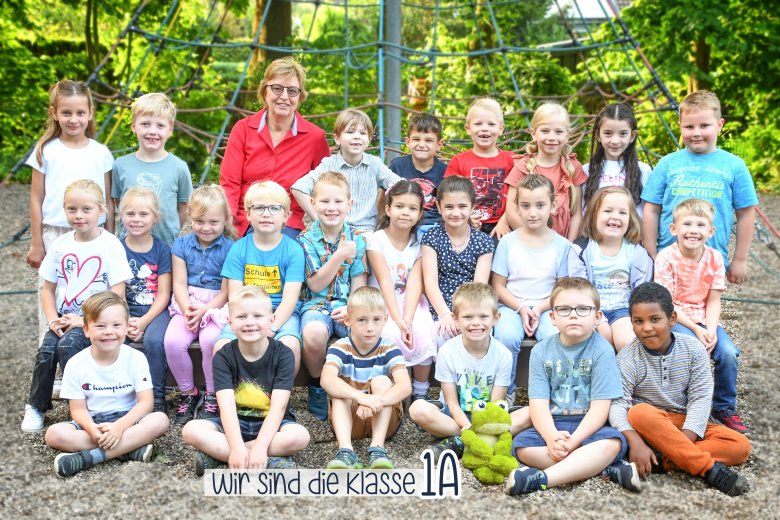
[609,282,751,495]
[182,286,310,475]
[641,90,758,284]
[44,292,169,478]
[216,181,305,374]
[505,277,640,496]
[112,92,193,245]
[654,199,747,434]
[389,113,447,233]
[408,282,531,461]
[298,172,368,420]
[321,286,412,469]
[291,108,401,233]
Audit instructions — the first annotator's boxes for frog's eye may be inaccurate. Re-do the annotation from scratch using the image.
[496,401,509,411]
[472,400,487,412]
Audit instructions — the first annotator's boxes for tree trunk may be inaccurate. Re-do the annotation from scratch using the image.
[250,0,292,76]
[688,32,711,93]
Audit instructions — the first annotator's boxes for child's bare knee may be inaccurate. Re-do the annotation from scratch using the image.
[370,375,392,393]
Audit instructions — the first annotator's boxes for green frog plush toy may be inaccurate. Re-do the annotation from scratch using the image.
[461,400,519,485]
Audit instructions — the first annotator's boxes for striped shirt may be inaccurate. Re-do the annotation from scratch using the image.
[291,152,402,232]
[325,337,406,392]
[609,333,714,438]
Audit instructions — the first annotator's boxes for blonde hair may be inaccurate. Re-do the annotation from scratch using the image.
[550,277,600,310]
[188,184,238,239]
[131,92,176,125]
[119,186,161,223]
[679,90,721,120]
[229,285,273,313]
[526,102,578,213]
[82,291,129,326]
[467,97,504,126]
[311,171,351,199]
[35,80,95,164]
[580,186,642,244]
[452,282,498,316]
[334,108,374,138]
[258,57,308,105]
[672,198,715,225]
[244,180,291,213]
[64,179,105,209]
[347,286,386,314]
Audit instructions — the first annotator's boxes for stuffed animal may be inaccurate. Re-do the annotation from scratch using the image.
[461,400,519,485]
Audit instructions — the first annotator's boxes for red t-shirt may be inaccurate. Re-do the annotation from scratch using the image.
[219,109,331,234]
[444,149,514,224]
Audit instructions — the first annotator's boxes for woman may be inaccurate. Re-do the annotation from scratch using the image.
[220,57,331,237]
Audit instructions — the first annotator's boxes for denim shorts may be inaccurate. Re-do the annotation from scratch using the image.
[602,307,630,325]
[512,415,627,462]
[69,409,140,429]
[300,308,349,341]
[205,414,298,443]
[216,309,302,343]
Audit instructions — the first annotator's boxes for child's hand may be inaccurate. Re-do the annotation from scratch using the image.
[356,404,375,420]
[628,442,659,478]
[61,313,83,332]
[490,219,510,239]
[185,305,207,332]
[48,317,68,337]
[229,445,250,470]
[459,422,472,434]
[26,244,46,269]
[468,213,483,230]
[520,307,539,337]
[330,306,348,325]
[694,326,716,353]
[396,318,413,348]
[248,445,268,470]
[727,259,748,284]
[704,326,718,353]
[437,312,459,339]
[127,317,146,342]
[336,233,357,265]
[96,421,125,451]
[354,392,384,414]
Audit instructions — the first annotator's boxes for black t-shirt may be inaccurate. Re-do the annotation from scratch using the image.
[213,337,295,420]
[388,155,447,226]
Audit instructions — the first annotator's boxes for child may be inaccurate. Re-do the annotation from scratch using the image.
[654,199,748,434]
[505,277,641,496]
[119,187,173,412]
[216,181,305,372]
[609,282,751,495]
[291,108,401,233]
[408,283,530,461]
[321,287,412,469]
[642,90,758,284]
[182,286,310,474]
[112,92,193,245]
[165,185,236,425]
[492,175,572,401]
[298,172,368,420]
[568,186,653,351]
[505,102,587,241]
[388,113,447,233]
[444,98,514,238]
[367,181,437,402]
[44,292,169,478]
[582,103,652,215]
[26,80,114,342]
[21,180,132,433]
[421,176,494,343]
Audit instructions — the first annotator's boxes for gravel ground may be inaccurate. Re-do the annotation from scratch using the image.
[2,183,778,519]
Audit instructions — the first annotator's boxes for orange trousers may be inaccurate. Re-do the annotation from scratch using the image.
[627,403,751,477]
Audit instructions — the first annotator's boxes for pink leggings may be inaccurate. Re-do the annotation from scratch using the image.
[164,314,222,394]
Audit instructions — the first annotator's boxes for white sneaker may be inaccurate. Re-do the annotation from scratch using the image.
[21,404,44,432]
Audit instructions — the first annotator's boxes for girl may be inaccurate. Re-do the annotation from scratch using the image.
[505,102,587,241]
[21,180,132,432]
[568,186,653,350]
[120,187,173,413]
[582,103,652,215]
[165,185,236,425]
[491,175,572,401]
[367,181,437,401]
[421,176,494,343]
[26,80,115,341]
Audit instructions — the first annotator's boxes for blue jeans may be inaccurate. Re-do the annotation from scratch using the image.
[127,311,171,403]
[672,324,739,411]
[300,308,349,342]
[493,306,556,394]
[28,328,91,412]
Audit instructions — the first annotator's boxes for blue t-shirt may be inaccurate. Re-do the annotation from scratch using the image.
[171,233,233,290]
[221,234,305,310]
[122,236,172,317]
[641,148,758,263]
[528,332,623,415]
[388,155,447,226]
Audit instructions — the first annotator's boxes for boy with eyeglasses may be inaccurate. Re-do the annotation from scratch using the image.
[213,181,306,398]
[506,277,641,496]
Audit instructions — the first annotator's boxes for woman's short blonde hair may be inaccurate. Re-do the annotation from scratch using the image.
[258,57,308,105]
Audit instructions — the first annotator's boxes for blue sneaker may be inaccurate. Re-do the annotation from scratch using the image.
[267,456,297,469]
[505,466,548,496]
[327,448,363,469]
[308,385,328,421]
[603,460,642,492]
[367,446,394,469]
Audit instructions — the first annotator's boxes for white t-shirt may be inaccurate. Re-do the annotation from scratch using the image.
[589,240,633,311]
[39,230,132,315]
[60,344,153,415]
[435,335,512,413]
[583,159,652,215]
[26,138,114,227]
[366,229,421,308]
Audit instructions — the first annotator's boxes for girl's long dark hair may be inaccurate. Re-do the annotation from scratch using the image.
[377,180,425,244]
[584,103,643,210]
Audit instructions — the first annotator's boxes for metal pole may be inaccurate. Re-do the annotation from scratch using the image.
[383,0,402,162]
